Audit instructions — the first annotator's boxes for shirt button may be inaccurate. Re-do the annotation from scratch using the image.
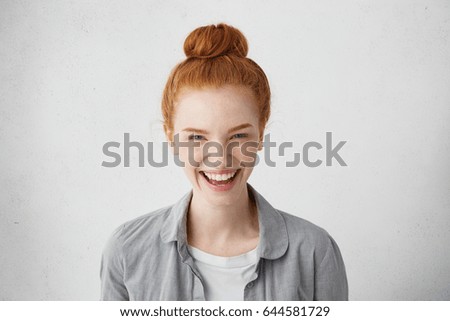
[246,281,254,289]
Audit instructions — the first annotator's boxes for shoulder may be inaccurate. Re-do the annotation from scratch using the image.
[103,204,172,253]
[275,209,341,259]
[251,184,337,251]
[277,209,331,243]
[273,210,348,299]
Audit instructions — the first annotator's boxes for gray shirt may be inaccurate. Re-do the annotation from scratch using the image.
[100,183,348,300]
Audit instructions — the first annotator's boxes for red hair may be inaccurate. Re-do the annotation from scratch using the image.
[161,23,271,140]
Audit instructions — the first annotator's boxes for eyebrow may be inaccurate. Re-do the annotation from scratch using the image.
[182,123,253,135]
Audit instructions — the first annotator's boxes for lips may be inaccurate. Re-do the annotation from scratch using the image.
[199,169,240,186]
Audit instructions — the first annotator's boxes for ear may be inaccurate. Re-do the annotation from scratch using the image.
[257,134,263,151]
[165,129,177,155]
[257,141,262,151]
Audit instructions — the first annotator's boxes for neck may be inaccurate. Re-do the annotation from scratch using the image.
[187,186,259,247]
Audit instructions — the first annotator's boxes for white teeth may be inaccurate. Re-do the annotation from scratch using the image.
[203,171,237,181]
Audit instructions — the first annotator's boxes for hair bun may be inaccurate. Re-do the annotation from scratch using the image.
[183,23,248,59]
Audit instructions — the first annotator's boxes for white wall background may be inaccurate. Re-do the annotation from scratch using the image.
[1,0,449,300]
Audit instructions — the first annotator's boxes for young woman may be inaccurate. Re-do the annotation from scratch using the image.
[100,23,348,301]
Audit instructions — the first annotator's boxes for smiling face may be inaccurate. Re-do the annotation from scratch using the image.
[171,85,262,205]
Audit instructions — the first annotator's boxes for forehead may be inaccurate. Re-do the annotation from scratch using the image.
[173,85,259,129]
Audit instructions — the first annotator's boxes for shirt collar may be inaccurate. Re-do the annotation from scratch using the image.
[160,183,289,260]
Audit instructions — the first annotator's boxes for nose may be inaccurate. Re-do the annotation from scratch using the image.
[202,140,234,169]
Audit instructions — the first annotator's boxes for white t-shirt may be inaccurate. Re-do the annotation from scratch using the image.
[187,244,259,301]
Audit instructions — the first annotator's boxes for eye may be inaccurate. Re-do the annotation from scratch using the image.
[231,133,248,139]
[188,134,205,141]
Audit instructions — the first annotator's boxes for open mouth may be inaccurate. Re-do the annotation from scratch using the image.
[199,169,240,186]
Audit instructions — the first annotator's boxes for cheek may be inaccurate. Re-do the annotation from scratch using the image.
[180,150,200,182]
[232,141,259,167]
[192,146,203,165]
[178,145,204,167]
